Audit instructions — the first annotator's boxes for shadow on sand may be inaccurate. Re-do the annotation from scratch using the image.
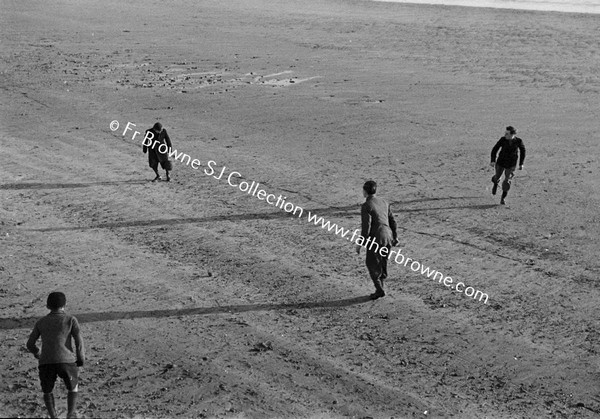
[0,295,373,330]
[27,196,494,233]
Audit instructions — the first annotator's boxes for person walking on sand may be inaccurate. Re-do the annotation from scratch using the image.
[356,180,399,300]
[490,126,526,205]
[27,292,85,419]
[143,122,173,182]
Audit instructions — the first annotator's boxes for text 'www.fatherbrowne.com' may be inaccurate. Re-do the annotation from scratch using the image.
[111,119,489,305]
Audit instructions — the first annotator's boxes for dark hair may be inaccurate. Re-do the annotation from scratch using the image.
[153,122,162,131]
[47,292,66,310]
[363,180,377,195]
[506,126,516,134]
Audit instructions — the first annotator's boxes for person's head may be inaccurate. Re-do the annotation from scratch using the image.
[153,122,163,131]
[363,180,377,197]
[46,292,66,311]
[505,126,516,138]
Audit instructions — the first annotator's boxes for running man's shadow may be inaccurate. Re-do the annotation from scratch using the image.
[0,295,372,330]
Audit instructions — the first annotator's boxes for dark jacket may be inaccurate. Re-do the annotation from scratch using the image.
[361,195,398,247]
[491,136,526,168]
[144,128,172,163]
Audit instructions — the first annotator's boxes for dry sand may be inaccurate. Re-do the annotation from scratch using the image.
[1,0,599,417]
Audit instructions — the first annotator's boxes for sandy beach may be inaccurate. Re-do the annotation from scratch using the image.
[1,0,600,417]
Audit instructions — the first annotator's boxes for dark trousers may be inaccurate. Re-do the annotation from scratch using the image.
[366,245,390,291]
[492,164,516,193]
[149,152,173,171]
[39,363,79,393]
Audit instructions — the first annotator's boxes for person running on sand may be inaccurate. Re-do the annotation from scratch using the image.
[356,180,399,300]
[27,292,85,419]
[490,126,526,205]
[143,122,173,182]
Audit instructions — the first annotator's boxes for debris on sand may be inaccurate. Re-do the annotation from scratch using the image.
[251,341,273,352]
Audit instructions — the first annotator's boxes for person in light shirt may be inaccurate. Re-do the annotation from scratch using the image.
[27,292,85,419]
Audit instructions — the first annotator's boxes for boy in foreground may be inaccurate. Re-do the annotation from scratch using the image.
[27,292,85,419]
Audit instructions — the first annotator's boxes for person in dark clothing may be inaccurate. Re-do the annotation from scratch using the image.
[490,126,526,205]
[143,122,173,182]
[356,180,399,299]
[27,292,85,419]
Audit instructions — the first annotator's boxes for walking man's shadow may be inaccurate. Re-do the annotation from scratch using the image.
[0,296,373,330]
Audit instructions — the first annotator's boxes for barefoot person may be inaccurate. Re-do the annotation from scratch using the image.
[27,292,85,419]
[356,180,399,300]
[143,122,173,182]
[490,126,526,205]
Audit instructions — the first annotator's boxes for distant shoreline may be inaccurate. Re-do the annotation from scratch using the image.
[372,0,600,15]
